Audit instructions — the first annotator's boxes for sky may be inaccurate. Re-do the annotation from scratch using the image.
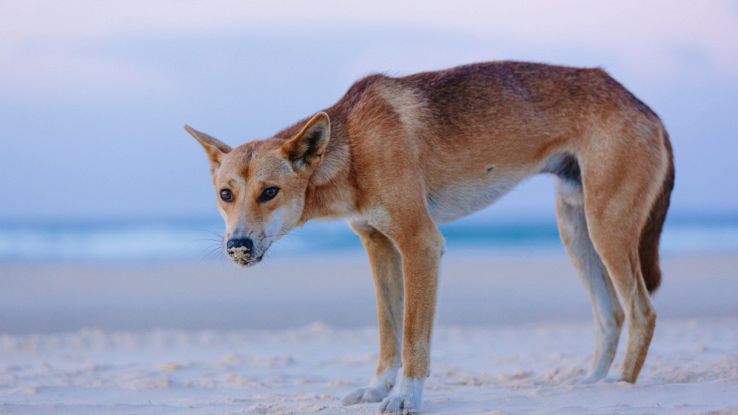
[1,0,737,222]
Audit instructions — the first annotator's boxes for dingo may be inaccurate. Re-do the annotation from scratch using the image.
[186,61,674,414]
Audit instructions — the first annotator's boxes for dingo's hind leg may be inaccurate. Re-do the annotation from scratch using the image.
[579,126,669,382]
[556,179,624,383]
[585,209,656,383]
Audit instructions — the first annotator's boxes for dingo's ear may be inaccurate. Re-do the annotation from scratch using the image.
[184,125,231,173]
[281,112,331,172]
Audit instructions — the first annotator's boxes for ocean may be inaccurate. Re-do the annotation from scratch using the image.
[1,215,737,263]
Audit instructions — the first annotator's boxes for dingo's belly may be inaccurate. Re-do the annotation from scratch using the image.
[426,170,528,224]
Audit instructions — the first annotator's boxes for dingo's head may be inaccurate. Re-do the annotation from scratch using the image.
[186,113,331,266]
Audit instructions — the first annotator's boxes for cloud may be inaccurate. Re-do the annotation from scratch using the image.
[1,0,737,99]
[1,46,175,100]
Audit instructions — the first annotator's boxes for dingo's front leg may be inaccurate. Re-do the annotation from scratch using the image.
[343,221,404,405]
[378,212,444,415]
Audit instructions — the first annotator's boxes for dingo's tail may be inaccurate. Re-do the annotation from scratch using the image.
[639,130,675,294]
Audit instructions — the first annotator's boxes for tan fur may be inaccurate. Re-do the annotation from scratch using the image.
[186,61,674,412]
[351,221,404,376]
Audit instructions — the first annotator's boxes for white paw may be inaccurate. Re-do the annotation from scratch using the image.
[576,372,607,385]
[378,376,424,414]
[379,394,420,414]
[343,367,398,406]
[342,385,390,405]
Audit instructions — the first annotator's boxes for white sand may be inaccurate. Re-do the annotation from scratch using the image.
[1,253,737,414]
[1,319,737,414]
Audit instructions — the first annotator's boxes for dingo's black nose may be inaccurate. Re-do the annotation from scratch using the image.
[227,237,253,252]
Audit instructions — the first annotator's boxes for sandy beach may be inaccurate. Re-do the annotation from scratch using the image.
[1,252,737,414]
[3,1,737,413]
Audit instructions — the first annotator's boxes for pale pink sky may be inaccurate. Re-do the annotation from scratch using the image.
[0,1,736,219]
[2,1,737,97]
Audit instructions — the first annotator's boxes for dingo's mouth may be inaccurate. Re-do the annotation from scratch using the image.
[226,242,267,267]
[230,254,263,267]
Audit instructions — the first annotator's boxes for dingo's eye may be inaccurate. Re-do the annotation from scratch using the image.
[220,189,233,202]
[259,186,280,202]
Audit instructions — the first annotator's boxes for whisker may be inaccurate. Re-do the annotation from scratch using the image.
[197,229,226,262]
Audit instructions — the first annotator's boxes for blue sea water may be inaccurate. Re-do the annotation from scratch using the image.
[0,216,737,263]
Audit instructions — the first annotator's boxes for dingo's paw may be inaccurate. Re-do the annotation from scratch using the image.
[344,367,398,406]
[342,385,390,405]
[378,377,423,414]
[575,372,607,385]
[379,394,420,414]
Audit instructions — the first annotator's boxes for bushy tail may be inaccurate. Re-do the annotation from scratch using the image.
[639,130,675,294]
